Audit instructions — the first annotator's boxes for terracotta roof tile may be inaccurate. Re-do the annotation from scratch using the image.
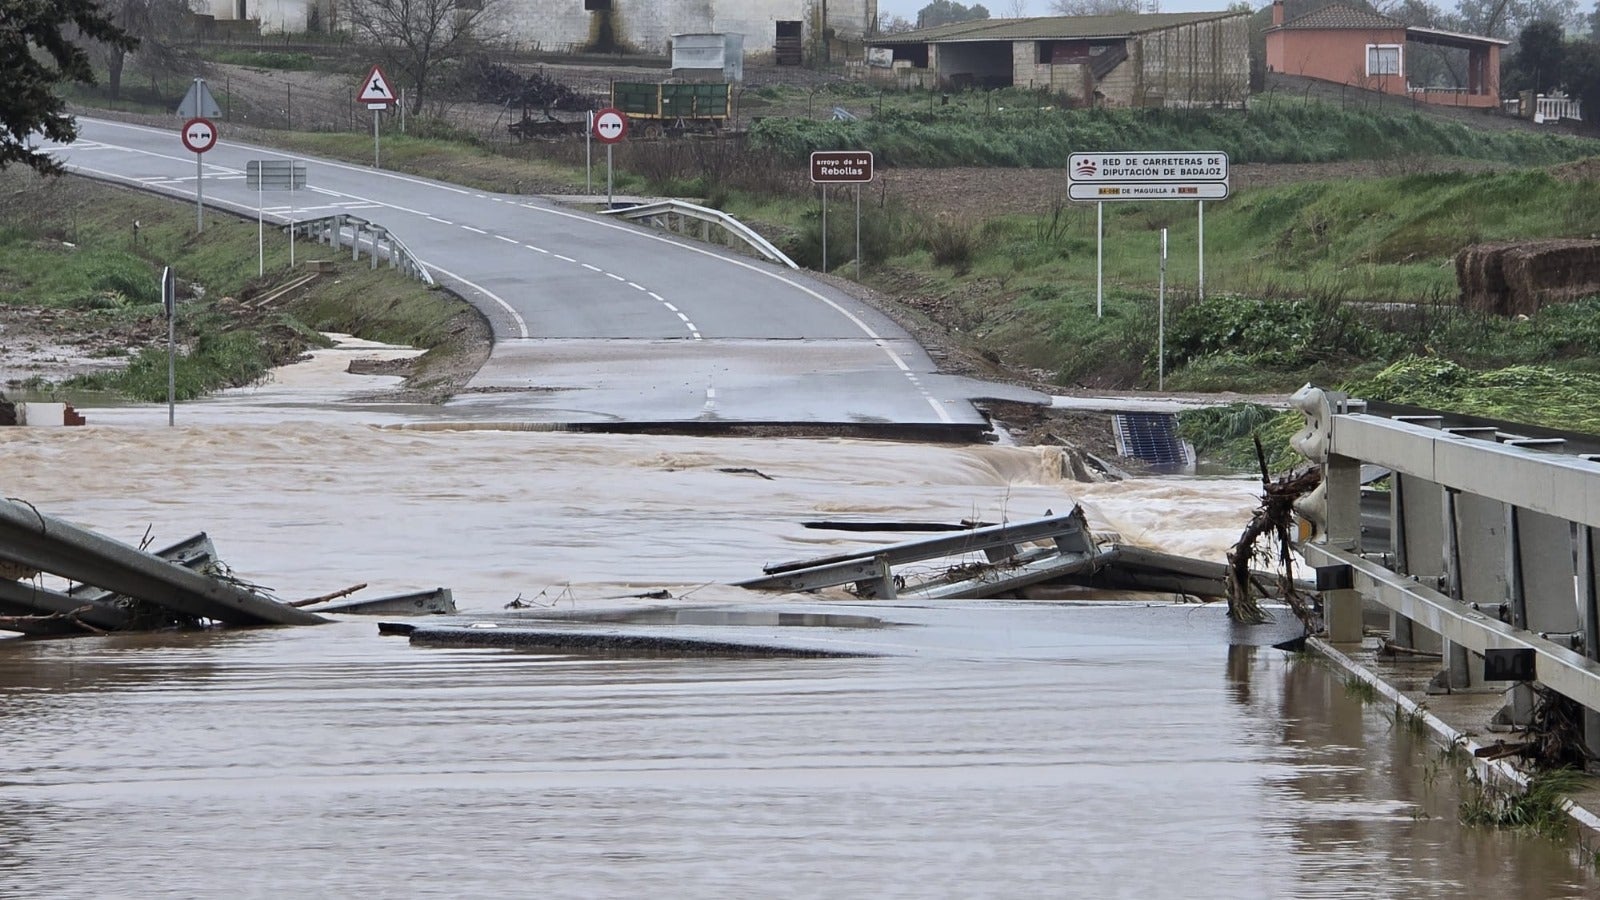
[1277,3,1403,30]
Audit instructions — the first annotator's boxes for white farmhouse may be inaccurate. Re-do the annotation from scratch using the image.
[202,1,878,60]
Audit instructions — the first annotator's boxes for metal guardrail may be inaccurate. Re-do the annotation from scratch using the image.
[1291,385,1600,748]
[292,214,434,285]
[738,510,1100,599]
[600,200,798,269]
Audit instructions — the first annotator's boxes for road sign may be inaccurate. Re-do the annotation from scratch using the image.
[1068,182,1229,201]
[181,117,217,154]
[176,78,222,118]
[358,64,396,107]
[161,267,176,318]
[1067,151,1228,201]
[810,151,874,184]
[593,108,628,144]
[246,159,308,190]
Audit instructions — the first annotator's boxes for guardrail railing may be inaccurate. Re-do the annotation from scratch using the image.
[291,214,434,286]
[600,200,798,269]
[1292,385,1600,749]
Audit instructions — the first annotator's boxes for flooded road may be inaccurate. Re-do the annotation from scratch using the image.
[3,361,1598,896]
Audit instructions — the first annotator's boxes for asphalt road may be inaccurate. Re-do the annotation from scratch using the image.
[49,118,1026,432]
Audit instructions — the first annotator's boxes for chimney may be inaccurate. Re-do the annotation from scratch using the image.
[1272,1,1285,26]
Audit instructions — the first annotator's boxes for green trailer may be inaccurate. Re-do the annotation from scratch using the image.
[610,82,731,137]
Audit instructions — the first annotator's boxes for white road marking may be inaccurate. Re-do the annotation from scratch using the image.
[69,119,957,424]
[495,235,519,244]
[662,302,678,312]
[526,245,548,254]
[581,263,602,272]
[605,272,626,282]
[461,225,487,234]
[421,262,529,339]
[509,200,953,422]
[554,254,575,262]
[628,282,646,291]
[426,216,452,224]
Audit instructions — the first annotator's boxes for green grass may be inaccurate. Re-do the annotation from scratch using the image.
[1460,768,1585,840]
[749,94,1597,168]
[200,50,318,71]
[0,170,466,402]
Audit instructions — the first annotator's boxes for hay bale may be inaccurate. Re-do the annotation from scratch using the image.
[1455,239,1600,317]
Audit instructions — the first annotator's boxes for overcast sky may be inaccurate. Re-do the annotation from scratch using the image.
[875,0,1258,21]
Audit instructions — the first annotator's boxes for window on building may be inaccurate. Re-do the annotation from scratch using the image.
[1366,44,1401,76]
[585,0,612,10]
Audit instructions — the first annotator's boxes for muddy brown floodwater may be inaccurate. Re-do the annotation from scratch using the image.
[2,352,1598,897]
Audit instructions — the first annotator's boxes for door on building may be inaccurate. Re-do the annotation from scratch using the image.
[776,21,803,66]
[236,0,247,20]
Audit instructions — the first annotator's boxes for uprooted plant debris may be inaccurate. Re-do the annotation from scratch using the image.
[1225,436,1322,626]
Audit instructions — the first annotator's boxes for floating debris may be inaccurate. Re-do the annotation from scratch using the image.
[0,498,449,637]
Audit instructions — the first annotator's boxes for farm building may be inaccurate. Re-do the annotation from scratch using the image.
[864,12,1250,108]
[1264,1,1505,108]
[200,1,878,62]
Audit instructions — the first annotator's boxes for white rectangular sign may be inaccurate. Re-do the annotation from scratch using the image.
[1070,152,1228,183]
[1068,182,1229,201]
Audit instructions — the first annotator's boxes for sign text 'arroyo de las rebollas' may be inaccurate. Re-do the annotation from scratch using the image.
[810,151,874,184]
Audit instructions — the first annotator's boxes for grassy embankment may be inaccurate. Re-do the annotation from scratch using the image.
[0,170,481,401]
[56,83,1600,458]
[731,94,1600,466]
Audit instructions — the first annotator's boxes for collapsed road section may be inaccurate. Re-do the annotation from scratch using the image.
[0,497,333,637]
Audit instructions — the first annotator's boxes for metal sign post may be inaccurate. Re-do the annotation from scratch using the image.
[179,118,218,232]
[809,151,874,276]
[855,183,862,279]
[162,267,176,426]
[1198,200,1205,301]
[592,108,628,208]
[1096,201,1103,318]
[586,110,594,195]
[1158,228,1168,392]
[246,160,308,272]
[358,64,397,169]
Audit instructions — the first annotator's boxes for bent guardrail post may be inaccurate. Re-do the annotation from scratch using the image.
[287,215,434,287]
[600,199,799,269]
[0,498,325,627]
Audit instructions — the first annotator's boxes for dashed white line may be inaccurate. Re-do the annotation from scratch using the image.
[662,302,679,312]
[554,254,575,262]
[461,225,487,234]
[605,272,626,282]
[426,216,452,224]
[526,245,548,253]
[628,282,646,291]
[495,235,519,244]
[581,263,602,272]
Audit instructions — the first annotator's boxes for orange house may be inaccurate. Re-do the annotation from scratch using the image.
[1264,1,1505,108]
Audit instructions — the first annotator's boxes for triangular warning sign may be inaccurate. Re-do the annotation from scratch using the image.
[358,65,396,106]
[176,78,222,118]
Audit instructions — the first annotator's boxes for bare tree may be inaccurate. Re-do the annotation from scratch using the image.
[878,13,919,33]
[346,0,506,114]
[1006,0,1032,16]
[1050,0,1154,15]
[91,0,194,101]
